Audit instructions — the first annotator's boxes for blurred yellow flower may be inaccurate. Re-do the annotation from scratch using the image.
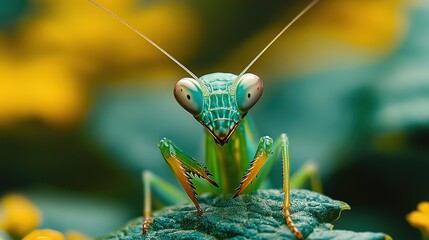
[65,231,92,240]
[226,0,412,78]
[0,54,84,125]
[22,229,92,240]
[0,194,41,237]
[407,201,429,238]
[0,0,201,126]
[316,1,408,51]
[23,229,64,240]
[23,0,200,73]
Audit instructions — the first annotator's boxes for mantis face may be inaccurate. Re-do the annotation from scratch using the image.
[174,72,263,145]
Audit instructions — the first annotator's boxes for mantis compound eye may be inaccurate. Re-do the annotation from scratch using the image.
[174,77,204,116]
[235,73,263,113]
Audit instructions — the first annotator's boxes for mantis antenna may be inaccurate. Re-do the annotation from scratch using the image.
[235,0,320,82]
[89,0,318,94]
[88,0,207,90]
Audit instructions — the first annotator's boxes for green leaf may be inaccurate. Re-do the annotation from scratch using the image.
[308,226,390,240]
[101,189,390,239]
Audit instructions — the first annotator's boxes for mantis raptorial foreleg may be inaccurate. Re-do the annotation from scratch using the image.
[234,134,305,239]
[145,136,322,237]
[233,135,273,197]
[158,138,219,214]
[143,139,219,233]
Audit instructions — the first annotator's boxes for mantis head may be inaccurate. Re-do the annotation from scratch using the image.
[173,73,263,145]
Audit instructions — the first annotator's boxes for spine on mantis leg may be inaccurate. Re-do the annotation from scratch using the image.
[159,138,219,215]
[233,136,273,198]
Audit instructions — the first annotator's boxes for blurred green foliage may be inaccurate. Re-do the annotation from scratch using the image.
[0,0,27,29]
[0,0,427,239]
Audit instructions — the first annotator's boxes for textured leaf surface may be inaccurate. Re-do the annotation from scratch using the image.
[101,190,389,239]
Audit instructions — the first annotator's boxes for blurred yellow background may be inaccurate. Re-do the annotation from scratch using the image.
[0,0,410,125]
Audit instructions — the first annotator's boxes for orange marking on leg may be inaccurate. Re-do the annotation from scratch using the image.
[142,217,152,234]
[167,156,202,213]
[233,152,269,198]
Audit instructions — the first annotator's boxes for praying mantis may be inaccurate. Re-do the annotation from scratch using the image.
[89,0,322,239]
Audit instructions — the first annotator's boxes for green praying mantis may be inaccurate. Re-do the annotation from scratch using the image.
[89,0,322,239]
